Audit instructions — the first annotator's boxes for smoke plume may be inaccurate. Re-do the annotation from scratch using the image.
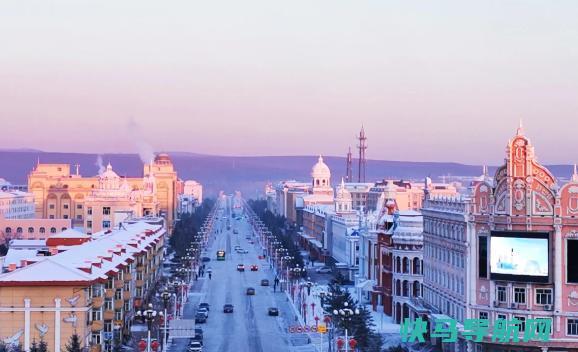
[95,155,105,175]
[127,117,155,164]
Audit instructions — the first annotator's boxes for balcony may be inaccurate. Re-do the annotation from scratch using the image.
[114,300,124,310]
[123,291,131,301]
[90,320,103,332]
[114,280,123,289]
[135,280,144,288]
[103,309,114,321]
[124,273,132,281]
[90,345,102,352]
[92,296,104,309]
[105,290,114,299]
[136,265,144,272]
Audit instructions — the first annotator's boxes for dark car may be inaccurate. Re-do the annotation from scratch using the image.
[250,264,259,271]
[237,264,245,272]
[201,257,211,262]
[223,304,234,313]
[199,303,210,311]
[193,328,203,341]
[260,279,269,286]
[195,313,207,324]
[268,307,279,316]
[246,287,256,295]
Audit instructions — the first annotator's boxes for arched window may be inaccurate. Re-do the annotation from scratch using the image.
[413,257,421,275]
[396,257,401,273]
[395,280,401,296]
[28,227,34,233]
[16,227,23,234]
[61,227,67,232]
[403,257,410,273]
[316,179,320,186]
[402,280,409,297]
[39,227,45,234]
[5,227,11,234]
[413,280,421,297]
[50,227,57,233]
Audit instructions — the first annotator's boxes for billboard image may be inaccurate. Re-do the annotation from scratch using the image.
[490,232,549,282]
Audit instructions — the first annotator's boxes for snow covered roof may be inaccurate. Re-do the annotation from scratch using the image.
[50,228,90,239]
[0,219,165,286]
[2,249,40,267]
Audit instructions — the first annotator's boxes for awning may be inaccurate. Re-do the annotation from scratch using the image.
[308,239,323,249]
[355,279,375,291]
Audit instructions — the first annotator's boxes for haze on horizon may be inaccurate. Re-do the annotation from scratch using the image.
[1,1,578,164]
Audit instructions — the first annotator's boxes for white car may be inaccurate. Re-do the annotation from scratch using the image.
[315,266,332,274]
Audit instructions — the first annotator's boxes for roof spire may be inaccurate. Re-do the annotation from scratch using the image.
[516,119,524,136]
[573,163,578,182]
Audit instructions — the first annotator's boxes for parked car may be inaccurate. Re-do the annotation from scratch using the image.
[260,279,270,286]
[315,266,332,274]
[237,264,245,272]
[199,302,210,311]
[250,264,259,271]
[188,341,202,352]
[223,304,234,313]
[246,287,256,295]
[197,307,209,318]
[268,307,279,316]
[195,313,207,324]
[192,328,203,342]
[242,249,249,254]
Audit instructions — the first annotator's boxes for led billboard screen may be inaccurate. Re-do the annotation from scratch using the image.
[490,231,549,283]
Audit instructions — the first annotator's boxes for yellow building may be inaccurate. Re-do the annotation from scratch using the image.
[27,154,178,230]
[0,217,166,352]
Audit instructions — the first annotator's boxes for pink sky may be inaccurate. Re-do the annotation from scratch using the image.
[1,1,578,164]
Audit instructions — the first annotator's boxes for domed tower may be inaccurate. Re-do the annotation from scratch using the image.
[99,163,120,190]
[311,155,331,190]
[335,178,353,213]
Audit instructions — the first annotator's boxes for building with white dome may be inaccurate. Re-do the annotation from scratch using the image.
[301,155,335,207]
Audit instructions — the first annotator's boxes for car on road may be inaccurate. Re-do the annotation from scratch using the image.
[260,279,269,286]
[188,341,202,352]
[268,307,279,316]
[223,304,234,313]
[245,236,251,240]
[237,264,245,272]
[195,313,207,324]
[197,307,209,318]
[201,257,211,262]
[233,229,238,234]
[199,302,210,311]
[241,249,249,254]
[246,287,256,295]
[193,328,203,341]
[315,266,332,274]
[250,264,259,271]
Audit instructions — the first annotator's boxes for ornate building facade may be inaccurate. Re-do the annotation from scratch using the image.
[27,154,178,230]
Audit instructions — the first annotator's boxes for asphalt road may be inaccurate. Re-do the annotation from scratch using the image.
[169,197,317,352]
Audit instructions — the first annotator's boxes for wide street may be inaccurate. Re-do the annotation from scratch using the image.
[169,196,317,352]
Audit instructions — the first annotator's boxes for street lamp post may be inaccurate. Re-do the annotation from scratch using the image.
[161,289,171,352]
[332,302,360,352]
[136,303,163,352]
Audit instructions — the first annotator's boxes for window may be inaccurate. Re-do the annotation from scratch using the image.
[87,207,93,215]
[16,227,23,233]
[63,204,69,209]
[478,236,488,278]
[76,215,82,220]
[115,289,122,300]
[103,221,111,229]
[91,333,101,345]
[514,316,526,332]
[535,288,552,305]
[91,309,102,321]
[5,227,11,234]
[39,227,45,234]
[87,221,92,228]
[568,240,578,283]
[497,313,507,321]
[63,215,68,219]
[479,311,488,320]
[103,207,111,215]
[49,215,54,219]
[28,227,34,233]
[104,321,112,333]
[104,299,113,311]
[535,317,552,334]
[514,288,526,304]
[49,204,55,209]
[77,204,83,209]
[497,286,507,303]
[568,318,578,336]
[50,227,56,233]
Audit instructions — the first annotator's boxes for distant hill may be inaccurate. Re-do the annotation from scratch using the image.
[0,151,574,197]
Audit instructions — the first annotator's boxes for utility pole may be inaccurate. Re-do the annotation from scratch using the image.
[357,126,367,183]
[345,147,353,182]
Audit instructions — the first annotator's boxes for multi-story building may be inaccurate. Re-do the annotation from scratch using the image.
[367,180,458,212]
[343,182,374,211]
[0,218,72,244]
[274,180,310,225]
[413,126,578,351]
[83,163,159,234]
[0,190,35,219]
[27,153,178,230]
[0,217,165,352]
[391,210,424,324]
